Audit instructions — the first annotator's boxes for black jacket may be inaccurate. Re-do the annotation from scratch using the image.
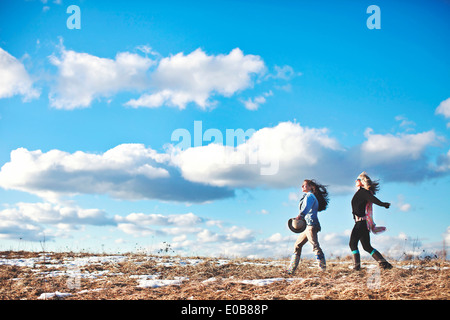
[351,187,385,218]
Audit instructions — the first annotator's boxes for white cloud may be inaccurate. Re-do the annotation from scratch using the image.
[115,211,206,238]
[175,228,446,259]
[435,97,450,118]
[360,128,438,166]
[0,144,233,202]
[49,46,155,109]
[241,95,266,111]
[117,223,158,238]
[169,121,446,190]
[444,226,450,245]
[47,45,267,110]
[125,48,265,109]
[241,90,273,111]
[116,212,202,226]
[356,128,445,183]
[0,122,445,206]
[0,48,40,101]
[0,219,44,242]
[288,192,301,202]
[265,65,302,80]
[197,229,222,243]
[0,144,168,199]
[395,115,416,130]
[1,198,442,259]
[0,201,114,241]
[12,202,113,225]
[115,213,169,225]
[172,234,187,243]
[396,195,412,212]
[267,233,284,243]
[171,121,346,189]
[436,149,450,173]
[224,226,255,242]
[436,97,450,127]
[113,210,256,248]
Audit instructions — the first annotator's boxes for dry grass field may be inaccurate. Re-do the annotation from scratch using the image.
[0,250,448,300]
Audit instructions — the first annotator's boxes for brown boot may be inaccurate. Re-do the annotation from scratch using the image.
[371,250,393,269]
[352,252,361,270]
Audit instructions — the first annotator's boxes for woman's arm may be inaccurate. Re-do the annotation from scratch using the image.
[364,190,390,208]
[297,193,315,219]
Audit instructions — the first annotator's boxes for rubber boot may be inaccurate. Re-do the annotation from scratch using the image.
[352,252,361,271]
[371,250,393,269]
[316,252,326,271]
[287,253,300,275]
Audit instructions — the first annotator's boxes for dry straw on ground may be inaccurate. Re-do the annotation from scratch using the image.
[0,251,448,300]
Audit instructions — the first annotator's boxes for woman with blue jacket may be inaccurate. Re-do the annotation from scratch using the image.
[287,179,329,274]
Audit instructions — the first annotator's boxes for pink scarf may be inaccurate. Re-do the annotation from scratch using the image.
[365,201,386,234]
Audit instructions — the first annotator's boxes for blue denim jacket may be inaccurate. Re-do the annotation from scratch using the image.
[298,192,320,227]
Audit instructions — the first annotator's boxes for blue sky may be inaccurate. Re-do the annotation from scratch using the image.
[0,0,449,259]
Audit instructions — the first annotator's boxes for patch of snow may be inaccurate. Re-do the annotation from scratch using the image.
[136,276,188,288]
[202,277,218,284]
[37,291,72,300]
[237,277,304,286]
[399,264,449,270]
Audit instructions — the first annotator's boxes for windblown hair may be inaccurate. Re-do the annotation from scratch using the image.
[358,171,380,195]
[304,179,329,212]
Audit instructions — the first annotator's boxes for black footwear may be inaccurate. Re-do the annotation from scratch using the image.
[379,261,393,269]
[352,253,361,271]
[372,250,393,269]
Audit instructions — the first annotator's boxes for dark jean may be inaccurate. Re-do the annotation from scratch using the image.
[349,220,375,254]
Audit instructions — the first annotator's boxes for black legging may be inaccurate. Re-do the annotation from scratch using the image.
[349,221,375,254]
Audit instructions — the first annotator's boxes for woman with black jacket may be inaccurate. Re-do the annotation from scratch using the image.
[350,172,393,270]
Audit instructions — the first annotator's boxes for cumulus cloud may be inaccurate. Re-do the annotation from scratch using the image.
[125,48,265,109]
[435,97,450,127]
[359,128,441,182]
[395,115,416,130]
[48,45,155,109]
[396,195,412,212]
[361,128,438,165]
[170,121,349,190]
[0,48,40,101]
[0,202,258,249]
[182,228,446,259]
[115,212,202,226]
[114,211,255,250]
[46,45,269,110]
[115,211,206,238]
[0,199,442,259]
[0,122,445,204]
[197,229,223,243]
[0,219,44,242]
[241,90,273,111]
[169,121,446,192]
[265,65,302,81]
[0,202,114,241]
[0,144,233,203]
[224,226,255,242]
[436,150,450,173]
[435,97,450,118]
[5,41,297,111]
[444,226,450,245]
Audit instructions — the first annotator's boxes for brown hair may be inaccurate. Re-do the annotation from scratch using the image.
[304,179,329,212]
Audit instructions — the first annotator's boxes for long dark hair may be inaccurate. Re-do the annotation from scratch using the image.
[304,179,329,212]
